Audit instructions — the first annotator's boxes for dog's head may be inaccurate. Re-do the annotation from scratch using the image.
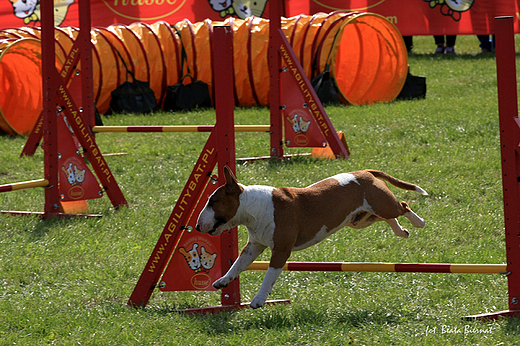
[196,166,243,236]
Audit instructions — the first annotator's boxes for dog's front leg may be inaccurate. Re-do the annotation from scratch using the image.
[250,267,284,309]
[250,249,291,309]
[213,242,267,289]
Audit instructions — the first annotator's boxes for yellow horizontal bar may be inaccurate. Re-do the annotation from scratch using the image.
[233,125,271,132]
[449,264,507,274]
[247,262,288,270]
[92,126,132,133]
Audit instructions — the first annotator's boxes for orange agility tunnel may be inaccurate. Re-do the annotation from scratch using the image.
[0,12,407,136]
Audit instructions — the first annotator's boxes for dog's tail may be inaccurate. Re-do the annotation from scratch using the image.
[366,170,428,195]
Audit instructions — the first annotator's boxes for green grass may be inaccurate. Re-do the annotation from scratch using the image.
[1,35,520,344]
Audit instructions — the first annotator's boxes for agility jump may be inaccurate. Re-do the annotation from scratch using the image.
[246,16,520,320]
[1,0,127,217]
[128,0,350,310]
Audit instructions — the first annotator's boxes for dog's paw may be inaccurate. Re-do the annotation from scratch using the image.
[250,295,266,309]
[212,277,229,289]
[250,290,270,309]
[394,228,409,238]
[415,218,426,228]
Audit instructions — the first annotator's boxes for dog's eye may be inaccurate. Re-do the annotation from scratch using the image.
[208,198,216,207]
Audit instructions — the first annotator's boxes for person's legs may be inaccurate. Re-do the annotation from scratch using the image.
[434,35,445,54]
[444,35,456,54]
[446,35,456,47]
[478,35,491,51]
[403,36,413,53]
[434,35,445,45]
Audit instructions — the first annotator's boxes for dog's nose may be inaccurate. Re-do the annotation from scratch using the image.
[195,224,200,232]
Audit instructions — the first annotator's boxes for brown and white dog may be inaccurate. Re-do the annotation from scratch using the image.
[195,167,427,308]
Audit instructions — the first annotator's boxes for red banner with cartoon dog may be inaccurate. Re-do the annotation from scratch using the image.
[1,0,518,34]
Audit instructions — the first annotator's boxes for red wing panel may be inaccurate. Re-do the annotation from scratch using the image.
[160,176,222,292]
[281,69,327,148]
[57,113,102,201]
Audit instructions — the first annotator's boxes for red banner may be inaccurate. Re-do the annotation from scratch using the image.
[285,0,520,36]
[0,1,518,35]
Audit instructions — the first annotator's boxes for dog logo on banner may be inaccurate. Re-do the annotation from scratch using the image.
[208,0,268,19]
[285,113,316,147]
[57,112,103,202]
[8,0,74,25]
[178,243,218,274]
[161,233,221,291]
[159,178,222,292]
[424,0,474,21]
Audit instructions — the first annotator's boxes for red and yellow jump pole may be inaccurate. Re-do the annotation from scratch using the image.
[92,125,270,133]
[248,262,507,274]
[0,179,49,193]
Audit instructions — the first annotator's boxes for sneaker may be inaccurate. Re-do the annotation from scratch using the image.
[434,45,445,54]
[444,46,456,54]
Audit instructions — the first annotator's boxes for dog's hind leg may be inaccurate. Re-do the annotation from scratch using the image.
[213,242,267,289]
[385,218,409,238]
[404,210,426,228]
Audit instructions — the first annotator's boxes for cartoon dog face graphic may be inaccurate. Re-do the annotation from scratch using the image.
[424,0,474,21]
[61,162,86,185]
[8,0,74,25]
[298,116,311,133]
[232,0,268,19]
[286,114,312,133]
[62,162,76,185]
[74,165,86,183]
[179,243,201,271]
[287,114,301,133]
[9,0,39,21]
[200,246,217,270]
[209,0,268,19]
[208,0,233,12]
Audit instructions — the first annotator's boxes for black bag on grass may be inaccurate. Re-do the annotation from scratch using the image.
[397,72,427,100]
[110,76,158,114]
[163,25,212,112]
[164,74,212,112]
[109,49,158,114]
[310,21,343,105]
[311,64,339,105]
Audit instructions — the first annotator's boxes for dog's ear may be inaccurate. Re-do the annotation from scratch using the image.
[223,166,243,195]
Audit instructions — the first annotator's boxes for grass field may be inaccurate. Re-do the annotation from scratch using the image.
[2,35,520,345]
